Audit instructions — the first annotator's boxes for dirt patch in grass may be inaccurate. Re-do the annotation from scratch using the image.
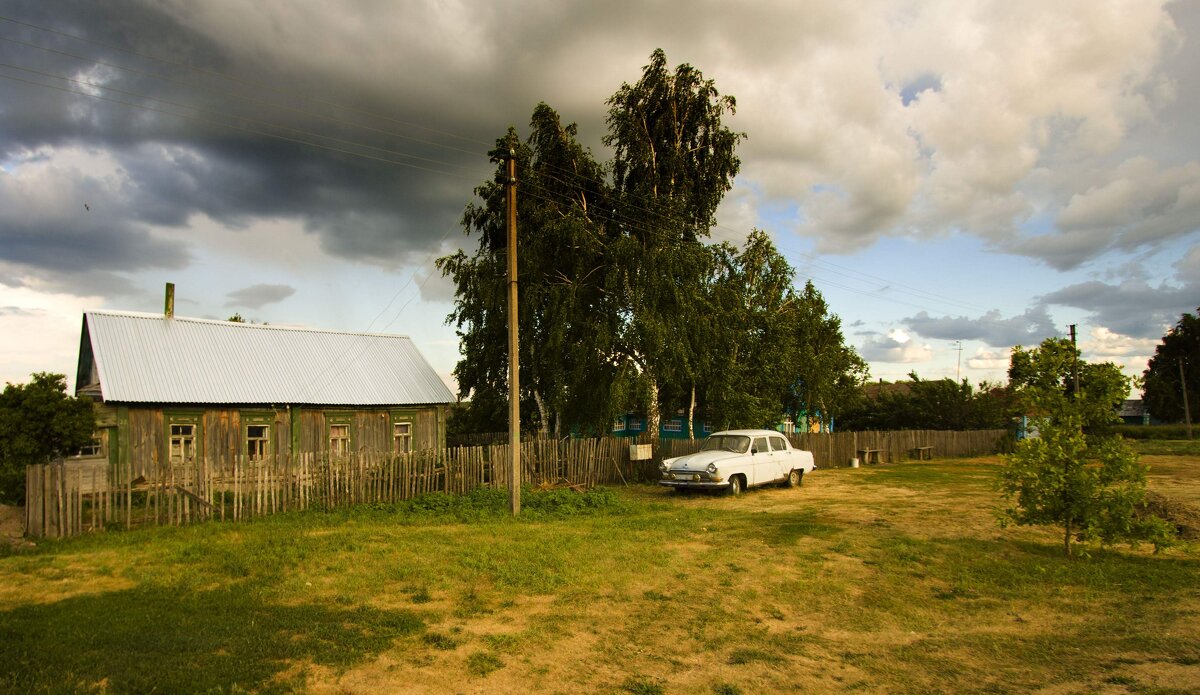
[1139,491,1200,540]
[0,504,31,550]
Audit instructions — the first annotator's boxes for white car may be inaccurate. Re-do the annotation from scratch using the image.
[658,429,816,495]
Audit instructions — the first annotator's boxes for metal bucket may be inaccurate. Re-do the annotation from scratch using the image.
[849,458,860,468]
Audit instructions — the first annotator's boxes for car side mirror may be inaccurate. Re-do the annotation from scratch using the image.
[751,447,758,455]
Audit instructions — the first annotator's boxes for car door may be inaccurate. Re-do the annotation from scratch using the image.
[750,435,771,486]
[767,435,791,482]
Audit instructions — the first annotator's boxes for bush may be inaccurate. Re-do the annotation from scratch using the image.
[1113,424,1196,440]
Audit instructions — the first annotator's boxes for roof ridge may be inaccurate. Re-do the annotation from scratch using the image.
[85,310,412,339]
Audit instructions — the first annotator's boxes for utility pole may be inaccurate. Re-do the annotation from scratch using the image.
[506,150,521,516]
[1069,325,1079,399]
[955,340,963,382]
[1181,356,1193,440]
[504,148,523,516]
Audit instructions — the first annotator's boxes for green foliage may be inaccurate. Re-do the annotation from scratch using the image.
[1009,338,1128,433]
[838,374,1017,431]
[697,235,866,429]
[1142,307,1199,423]
[372,485,622,522]
[0,373,96,504]
[998,341,1173,556]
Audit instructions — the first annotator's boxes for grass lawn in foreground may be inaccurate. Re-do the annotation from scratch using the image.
[1,456,1198,694]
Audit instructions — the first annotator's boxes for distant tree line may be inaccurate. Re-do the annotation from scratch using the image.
[439,49,867,438]
[835,374,1018,432]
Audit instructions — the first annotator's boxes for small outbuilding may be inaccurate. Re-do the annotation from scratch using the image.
[74,308,455,479]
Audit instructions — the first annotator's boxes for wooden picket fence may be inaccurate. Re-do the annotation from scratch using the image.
[23,430,1006,539]
[22,437,647,539]
[656,429,1006,468]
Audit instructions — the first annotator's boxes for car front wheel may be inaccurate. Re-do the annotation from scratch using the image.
[787,469,803,487]
[728,475,744,496]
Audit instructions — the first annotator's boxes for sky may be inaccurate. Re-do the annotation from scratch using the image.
[1,0,1198,399]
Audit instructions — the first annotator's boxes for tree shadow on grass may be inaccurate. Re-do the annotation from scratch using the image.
[0,583,423,694]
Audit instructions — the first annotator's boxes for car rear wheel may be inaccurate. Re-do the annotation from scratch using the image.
[728,475,744,496]
[787,469,803,487]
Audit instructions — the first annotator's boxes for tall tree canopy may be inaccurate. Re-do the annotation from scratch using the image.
[601,48,744,437]
[438,106,614,435]
[440,51,864,440]
[1142,308,1199,424]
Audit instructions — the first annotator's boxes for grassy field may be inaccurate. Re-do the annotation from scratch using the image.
[1,454,1198,694]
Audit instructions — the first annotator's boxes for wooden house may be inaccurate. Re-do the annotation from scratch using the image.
[74,309,455,479]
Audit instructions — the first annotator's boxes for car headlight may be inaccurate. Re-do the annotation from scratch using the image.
[706,463,718,475]
[659,460,671,473]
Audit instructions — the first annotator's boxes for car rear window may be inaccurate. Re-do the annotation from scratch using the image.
[770,436,787,451]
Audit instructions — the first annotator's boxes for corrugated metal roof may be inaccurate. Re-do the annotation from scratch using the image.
[82,311,455,406]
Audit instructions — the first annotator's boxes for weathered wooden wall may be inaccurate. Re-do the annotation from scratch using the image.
[117,404,443,477]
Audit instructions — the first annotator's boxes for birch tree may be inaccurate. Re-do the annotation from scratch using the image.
[602,49,743,438]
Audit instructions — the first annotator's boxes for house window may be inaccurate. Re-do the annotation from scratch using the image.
[628,417,643,432]
[612,417,624,433]
[75,436,103,458]
[393,421,412,454]
[247,425,270,461]
[663,419,682,433]
[702,422,713,435]
[329,424,350,457]
[169,424,196,464]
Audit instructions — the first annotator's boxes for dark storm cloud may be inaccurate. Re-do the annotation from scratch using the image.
[0,0,515,296]
[902,306,1060,348]
[1041,278,1196,339]
[225,283,295,309]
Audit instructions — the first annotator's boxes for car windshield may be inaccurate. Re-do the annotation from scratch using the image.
[700,435,750,454]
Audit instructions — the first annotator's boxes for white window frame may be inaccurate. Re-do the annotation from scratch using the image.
[169,423,196,464]
[247,424,270,462]
[393,421,412,454]
[329,423,351,458]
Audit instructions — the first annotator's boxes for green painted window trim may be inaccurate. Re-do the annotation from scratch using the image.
[389,409,415,453]
[240,410,275,460]
[325,410,353,456]
[164,409,204,463]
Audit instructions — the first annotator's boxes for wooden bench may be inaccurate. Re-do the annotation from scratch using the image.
[911,446,933,460]
[857,448,882,465]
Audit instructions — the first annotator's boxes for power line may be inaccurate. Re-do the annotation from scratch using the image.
[0,70,478,181]
[0,61,482,175]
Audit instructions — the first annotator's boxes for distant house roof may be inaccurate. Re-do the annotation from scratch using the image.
[76,311,455,406]
[862,381,913,399]
[1118,399,1147,418]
